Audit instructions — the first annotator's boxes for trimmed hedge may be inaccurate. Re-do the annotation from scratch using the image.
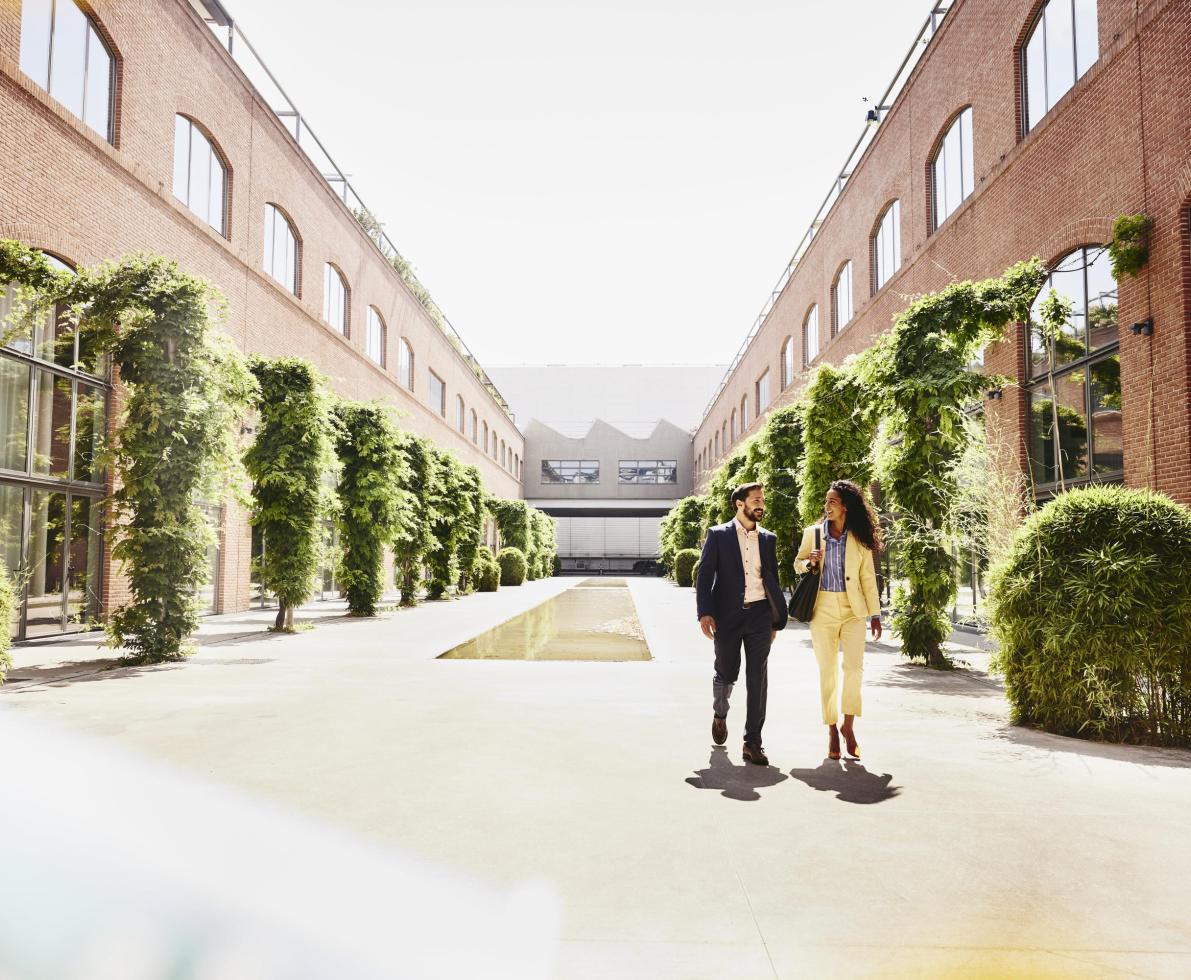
[473,547,501,593]
[990,486,1191,745]
[497,547,528,587]
[674,548,700,588]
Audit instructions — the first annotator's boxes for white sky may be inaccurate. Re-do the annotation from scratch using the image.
[232,0,930,367]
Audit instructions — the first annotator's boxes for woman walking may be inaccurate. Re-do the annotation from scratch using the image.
[793,480,883,760]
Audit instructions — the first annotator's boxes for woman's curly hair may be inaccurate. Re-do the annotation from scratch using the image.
[828,479,884,554]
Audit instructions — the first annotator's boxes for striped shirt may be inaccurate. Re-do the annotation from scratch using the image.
[821,520,848,592]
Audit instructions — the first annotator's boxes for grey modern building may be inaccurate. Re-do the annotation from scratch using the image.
[486,365,724,573]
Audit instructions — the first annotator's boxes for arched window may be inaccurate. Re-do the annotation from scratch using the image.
[804,305,820,366]
[323,264,349,336]
[781,337,795,390]
[263,204,299,295]
[872,200,901,294]
[470,409,478,443]
[740,394,749,433]
[398,338,414,391]
[755,369,770,416]
[491,431,498,459]
[482,421,489,453]
[172,116,228,236]
[931,107,974,231]
[514,453,520,478]
[1023,0,1099,133]
[365,307,385,366]
[501,440,507,468]
[457,396,466,433]
[832,261,854,335]
[1025,244,1120,489]
[20,0,114,142]
[721,422,727,452]
[714,432,720,458]
[730,409,737,443]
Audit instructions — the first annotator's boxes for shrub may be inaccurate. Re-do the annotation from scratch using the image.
[674,548,700,588]
[497,547,528,586]
[473,547,501,593]
[989,486,1191,745]
[692,558,701,586]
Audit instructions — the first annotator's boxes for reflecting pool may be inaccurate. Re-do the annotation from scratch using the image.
[439,580,650,661]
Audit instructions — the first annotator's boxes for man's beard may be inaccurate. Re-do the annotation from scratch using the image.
[748,507,764,522]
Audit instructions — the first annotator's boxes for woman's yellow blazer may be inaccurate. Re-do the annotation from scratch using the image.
[793,524,881,620]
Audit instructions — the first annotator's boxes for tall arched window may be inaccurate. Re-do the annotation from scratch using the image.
[721,422,727,451]
[1023,0,1099,133]
[323,264,349,336]
[20,0,114,142]
[457,396,466,433]
[740,394,749,433]
[781,337,795,390]
[730,409,737,443]
[931,107,974,231]
[872,200,901,293]
[365,307,385,366]
[482,421,489,453]
[172,116,228,236]
[832,261,854,335]
[1025,244,1120,490]
[263,204,299,295]
[501,440,507,468]
[804,305,820,366]
[491,431,498,459]
[398,338,414,391]
[470,409,478,443]
[714,432,720,458]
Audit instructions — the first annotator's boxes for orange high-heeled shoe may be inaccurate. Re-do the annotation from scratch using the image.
[841,727,860,760]
[827,725,841,761]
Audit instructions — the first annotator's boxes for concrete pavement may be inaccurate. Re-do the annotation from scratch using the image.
[4,576,1190,978]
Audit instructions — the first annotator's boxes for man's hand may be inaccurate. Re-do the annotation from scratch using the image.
[699,615,717,640]
[770,630,777,644]
[870,616,882,641]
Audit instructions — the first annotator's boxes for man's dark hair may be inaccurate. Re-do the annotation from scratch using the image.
[730,482,764,509]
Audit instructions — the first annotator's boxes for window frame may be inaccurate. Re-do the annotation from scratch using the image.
[755,368,770,417]
[832,261,854,336]
[365,306,386,367]
[930,106,975,232]
[172,115,229,238]
[427,368,446,417]
[262,203,300,296]
[1021,0,1099,135]
[322,263,350,337]
[541,459,601,485]
[871,200,901,295]
[618,459,678,485]
[803,305,820,367]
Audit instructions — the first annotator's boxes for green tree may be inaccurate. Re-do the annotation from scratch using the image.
[332,402,413,616]
[425,445,465,600]
[797,363,875,527]
[243,357,335,631]
[857,258,1047,667]
[660,495,705,576]
[490,498,531,553]
[454,465,486,594]
[757,404,804,587]
[391,431,436,606]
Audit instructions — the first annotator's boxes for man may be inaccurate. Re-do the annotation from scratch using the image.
[695,482,788,765]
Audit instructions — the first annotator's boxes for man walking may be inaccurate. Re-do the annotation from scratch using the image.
[695,483,788,765]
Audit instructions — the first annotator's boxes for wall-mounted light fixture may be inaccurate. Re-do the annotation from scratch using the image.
[985,388,1003,401]
[1129,317,1154,337]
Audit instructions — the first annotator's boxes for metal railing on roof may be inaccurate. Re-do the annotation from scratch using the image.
[191,0,514,420]
[698,0,954,431]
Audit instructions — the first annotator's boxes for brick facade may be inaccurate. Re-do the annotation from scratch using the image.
[1,0,524,618]
[694,0,1191,509]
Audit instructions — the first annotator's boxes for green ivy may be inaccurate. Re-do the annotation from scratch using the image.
[453,466,486,594]
[425,445,466,600]
[244,356,336,631]
[757,403,804,588]
[332,402,414,616]
[797,364,875,528]
[0,565,14,681]
[857,258,1047,667]
[391,432,437,607]
[659,496,705,576]
[490,498,531,553]
[1108,214,1152,280]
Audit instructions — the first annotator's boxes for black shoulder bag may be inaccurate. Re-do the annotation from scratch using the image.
[787,526,821,623]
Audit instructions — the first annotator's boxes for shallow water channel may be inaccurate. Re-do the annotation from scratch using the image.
[438,579,651,661]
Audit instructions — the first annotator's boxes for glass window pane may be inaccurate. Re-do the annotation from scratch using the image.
[890,200,901,269]
[66,494,101,627]
[943,126,961,220]
[0,483,23,640]
[1044,1,1075,112]
[188,126,211,224]
[1025,24,1048,131]
[31,370,72,478]
[1085,246,1118,350]
[209,154,226,235]
[0,357,31,472]
[174,116,191,203]
[1074,0,1098,77]
[48,0,87,120]
[25,489,67,637]
[20,0,53,90]
[73,382,105,483]
[284,223,296,293]
[263,205,276,277]
[1029,370,1089,486]
[960,108,974,198]
[83,27,111,140]
[1090,355,1122,474]
[43,303,74,368]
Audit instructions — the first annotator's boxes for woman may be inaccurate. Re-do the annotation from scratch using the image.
[793,480,883,760]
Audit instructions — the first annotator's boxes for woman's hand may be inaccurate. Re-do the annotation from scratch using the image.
[808,548,823,567]
[870,616,882,641]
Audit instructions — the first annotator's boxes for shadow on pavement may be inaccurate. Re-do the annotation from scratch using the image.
[787,759,901,804]
[869,662,1004,698]
[686,746,789,802]
[5,656,278,691]
[985,725,1191,769]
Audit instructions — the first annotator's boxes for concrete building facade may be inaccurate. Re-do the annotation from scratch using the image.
[693,0,1191,512]
[1,0,523,640]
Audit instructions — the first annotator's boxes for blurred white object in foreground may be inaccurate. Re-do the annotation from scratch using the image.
[0,709,559,979]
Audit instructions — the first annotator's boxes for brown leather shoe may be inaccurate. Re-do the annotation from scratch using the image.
[711,716,727,745]
[742,742,768,766]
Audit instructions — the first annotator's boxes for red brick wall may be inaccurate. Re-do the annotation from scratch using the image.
[695,0,1191,509]
[1,0,525,615]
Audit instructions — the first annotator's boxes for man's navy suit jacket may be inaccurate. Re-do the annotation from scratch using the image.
[695,520,789,632]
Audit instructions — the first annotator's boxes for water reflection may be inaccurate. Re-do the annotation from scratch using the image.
[440,585,650,661]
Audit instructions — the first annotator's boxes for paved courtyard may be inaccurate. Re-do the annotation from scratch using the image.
[4,577,1191,979]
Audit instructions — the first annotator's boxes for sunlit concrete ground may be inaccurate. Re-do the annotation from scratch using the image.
[5,577,1191,979]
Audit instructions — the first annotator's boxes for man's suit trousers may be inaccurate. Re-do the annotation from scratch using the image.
[712,601,772,746]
